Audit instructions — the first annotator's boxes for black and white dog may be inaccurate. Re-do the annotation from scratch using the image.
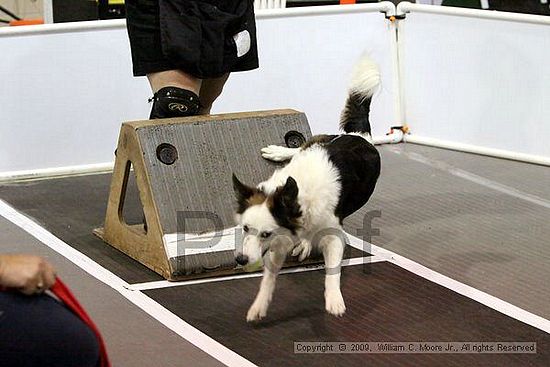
[232,54,381,321]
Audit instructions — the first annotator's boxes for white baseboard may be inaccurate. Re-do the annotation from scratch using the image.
[0,162,114,183]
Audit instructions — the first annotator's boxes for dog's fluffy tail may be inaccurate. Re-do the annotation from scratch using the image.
[339,54,380,137]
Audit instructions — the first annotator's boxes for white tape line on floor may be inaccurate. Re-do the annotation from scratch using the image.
[129,256,386,291]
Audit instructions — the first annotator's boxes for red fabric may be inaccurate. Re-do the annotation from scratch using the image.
[50,278,111,367]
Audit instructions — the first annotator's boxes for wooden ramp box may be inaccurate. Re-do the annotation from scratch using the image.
[94,110,312,280]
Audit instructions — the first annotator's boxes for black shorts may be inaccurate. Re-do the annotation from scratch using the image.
[126,0,259,79]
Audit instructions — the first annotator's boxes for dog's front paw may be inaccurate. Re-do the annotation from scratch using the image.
[325,290,346,317]
[261,145,296,162]
[292,239,312,262]
[246,301,268,322]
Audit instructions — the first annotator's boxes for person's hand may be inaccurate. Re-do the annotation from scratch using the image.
[0,254,57,295]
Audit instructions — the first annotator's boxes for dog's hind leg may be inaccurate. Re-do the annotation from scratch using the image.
[261,134,338,162]
[246,250,286,322]
[321,232,346,317]
[261,145,299,162]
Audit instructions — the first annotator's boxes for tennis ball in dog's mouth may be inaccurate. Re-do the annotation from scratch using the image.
[243,259,263,273]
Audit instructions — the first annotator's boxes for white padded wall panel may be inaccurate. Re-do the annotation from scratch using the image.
[399,10,550,157]
[0,25,150,173]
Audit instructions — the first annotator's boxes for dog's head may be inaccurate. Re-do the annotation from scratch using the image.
[232,174,302,266]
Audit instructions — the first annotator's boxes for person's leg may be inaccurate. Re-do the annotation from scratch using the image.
[126,0,202,120]
[147,70,201,95]
[147,71,203,119]
[198,73,230,115]
[0,292,100,367]
[147,72,230,118]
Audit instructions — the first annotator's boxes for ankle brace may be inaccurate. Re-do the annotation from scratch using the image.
[149,87,201,119]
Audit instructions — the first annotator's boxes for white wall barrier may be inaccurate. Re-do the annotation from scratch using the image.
[10,3,549,175]
[0,20,150,177]
[0,3,398,178]
[397,2,550,164]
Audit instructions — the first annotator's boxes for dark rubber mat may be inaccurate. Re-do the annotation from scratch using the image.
[144,262,550,367]
[0,174,368,284]
[344,144,550,320]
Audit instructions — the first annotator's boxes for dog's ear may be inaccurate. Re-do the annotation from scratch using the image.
[278,176,299,205]
[270,176,301,233]
[233,173,261,214]
[233,174,254,199]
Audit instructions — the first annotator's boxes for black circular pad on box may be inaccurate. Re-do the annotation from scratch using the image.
[285,131,306,148]
[156,143,178,165]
